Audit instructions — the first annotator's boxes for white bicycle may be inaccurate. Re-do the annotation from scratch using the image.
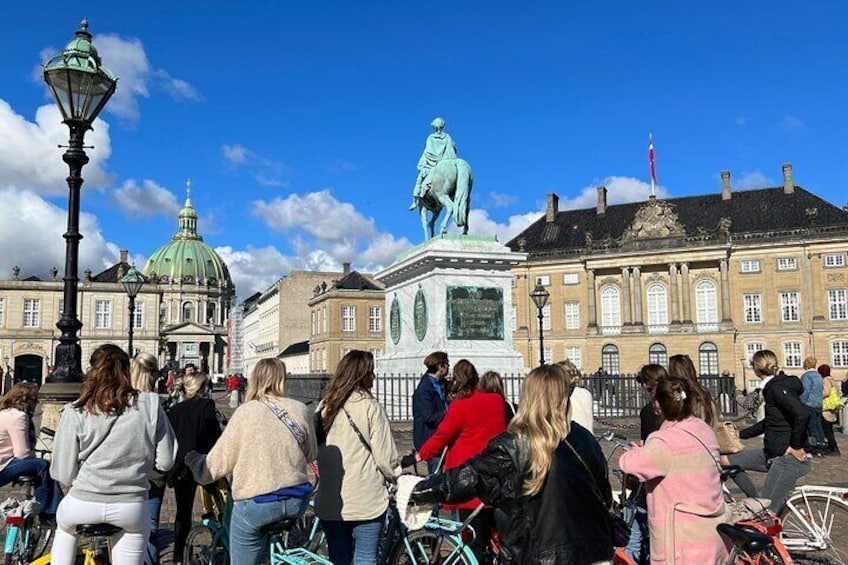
[779,484,848,564]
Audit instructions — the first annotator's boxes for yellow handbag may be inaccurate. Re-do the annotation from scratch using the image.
[823,387,844,412]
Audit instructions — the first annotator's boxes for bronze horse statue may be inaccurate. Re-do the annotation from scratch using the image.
[416,158,473,239]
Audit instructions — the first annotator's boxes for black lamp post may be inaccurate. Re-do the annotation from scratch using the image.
[530,283,551,365]
[120,265,145,357]
[42,20,117,384]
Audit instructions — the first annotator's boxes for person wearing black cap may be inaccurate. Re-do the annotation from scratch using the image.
[819,364,842,456]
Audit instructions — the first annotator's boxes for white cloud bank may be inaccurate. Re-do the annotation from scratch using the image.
[113,179,182,218]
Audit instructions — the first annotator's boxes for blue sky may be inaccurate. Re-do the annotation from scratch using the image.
[2,2,847,296]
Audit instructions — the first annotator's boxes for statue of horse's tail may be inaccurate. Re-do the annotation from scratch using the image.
[454,160,472,228]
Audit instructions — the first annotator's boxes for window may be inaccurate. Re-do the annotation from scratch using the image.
[646,284,669,328]
[184,342,198,356]
[543,347,553,364]
[564,302,580,330]
[321,349,327,371]
[743,294,762,323]
[566,346,581,369]
[601,344,620,374]
[0,297,4,326]
[777,257,797,271]
[511,276,518,289]
[95,300,112,329]
[648,343,668,367]
[58,299,65,318]
[699,342,719,376]
[741,259,761,273]
[343,347,352,356]
[370,348,383,359]
[23,299,40,328]
[311,311,317,335]
[535,275,551,287]
[695,280,719,329]
[322,306,328,333]
[780,291,800,322]
[368,306,382,332]
[182,301,194,323]
[832,341,848,367]
[828,289,848,320]
[342,306,356,332]
[206,303,217,324]
[824,253,846,268]
[562,273,579,285]
[541,305,552,331]
[600,286,621,328]
[745,342,765,363]
[783,342,803,368]
[133,300,144,329]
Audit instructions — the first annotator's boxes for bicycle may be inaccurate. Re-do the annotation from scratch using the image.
[778,484,848,564]
[30,523,122,565]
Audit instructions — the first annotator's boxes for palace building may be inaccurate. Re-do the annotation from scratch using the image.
[507,163,848,387]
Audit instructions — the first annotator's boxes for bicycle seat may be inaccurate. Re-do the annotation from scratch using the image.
[76,524,122,537]
[12,475,38,486]
[720,465,743,482]
[260,518,298,537]
[716,523,773,554]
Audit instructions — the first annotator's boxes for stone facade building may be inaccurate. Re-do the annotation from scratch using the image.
[508,164,848,387]
[308,267,385,373]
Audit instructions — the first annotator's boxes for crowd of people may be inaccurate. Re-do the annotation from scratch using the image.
[0,343,840,565]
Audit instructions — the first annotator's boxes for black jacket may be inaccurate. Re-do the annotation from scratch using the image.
[412,374,447,450]
[740,372,811,459]
[166,396,222,483]
[412,424,613,564]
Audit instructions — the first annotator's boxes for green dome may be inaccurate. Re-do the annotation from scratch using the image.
[142,190,234,290]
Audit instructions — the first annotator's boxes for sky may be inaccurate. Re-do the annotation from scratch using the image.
[2,2,847,297]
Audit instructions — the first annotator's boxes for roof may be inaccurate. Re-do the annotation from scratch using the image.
[92,261,131,283]
[332,271,384,291]
[278,340,309,357]
[508,186,848,255]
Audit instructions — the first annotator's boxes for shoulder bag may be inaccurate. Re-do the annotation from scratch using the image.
[716,421,745,455]
[261,399,308,453]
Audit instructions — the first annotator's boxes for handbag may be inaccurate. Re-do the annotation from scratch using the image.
[823,387,844,412]
[716,421,745,455]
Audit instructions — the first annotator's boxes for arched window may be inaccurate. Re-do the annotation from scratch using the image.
[647,284,669,330]
[699,342,719,376]
[602,344,620,374]
[696,280,719,330]
[600,286,621,330]
[648,343,668,367]
[207,303,217,325]
[182,301,194,323]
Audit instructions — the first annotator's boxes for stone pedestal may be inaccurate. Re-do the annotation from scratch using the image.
[36,382,80,457]
[375,235,527,375]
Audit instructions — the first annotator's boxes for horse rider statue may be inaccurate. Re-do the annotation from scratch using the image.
[409,117,458,211]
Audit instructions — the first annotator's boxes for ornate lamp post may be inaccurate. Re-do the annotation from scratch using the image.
[530,283,550,365]
[120,266,145,357]
[42,20,117,385]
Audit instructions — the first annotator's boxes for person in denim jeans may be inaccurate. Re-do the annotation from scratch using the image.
[728,350,811,512]
[799,357,825,454]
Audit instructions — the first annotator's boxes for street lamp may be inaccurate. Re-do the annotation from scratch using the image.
[43,20,117,384]
[530,283,551,365]
[120,265,146,357]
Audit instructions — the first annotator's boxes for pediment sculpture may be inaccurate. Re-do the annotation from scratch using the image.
[622,200,685,240]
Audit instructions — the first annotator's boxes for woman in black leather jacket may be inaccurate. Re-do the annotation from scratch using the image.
[411,363,613,565]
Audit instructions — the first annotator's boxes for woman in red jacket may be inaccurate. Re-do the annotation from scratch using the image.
[416,359,506,558]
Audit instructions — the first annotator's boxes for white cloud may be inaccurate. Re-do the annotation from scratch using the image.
[732,170,773,190]
[0,101,113,195]
[777,115,806,131]
[222,144,250,165]
[215,245,295,296]
[561,176,668,210]
[113,179,181,218]
[0,187,120,280]
[154,70,202,101]
[221,143,289,186]
[360,233,413,268]
[466,209,542,243]
[489,191,518,208]
[253,190,375,241]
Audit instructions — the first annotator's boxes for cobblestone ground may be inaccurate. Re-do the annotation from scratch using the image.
[2,396,845,563]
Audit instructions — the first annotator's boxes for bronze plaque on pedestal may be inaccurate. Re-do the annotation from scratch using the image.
[446,286,504,340]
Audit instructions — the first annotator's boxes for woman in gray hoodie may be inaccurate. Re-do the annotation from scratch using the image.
[49,344,176,565]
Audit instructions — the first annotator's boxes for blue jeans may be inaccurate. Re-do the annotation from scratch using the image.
[727,448,811,512]
[806,407,826,446]
[230,497,308,565]
[147,483,165,564]
[323,512,386,565]
[0,458,61,516]
[623,506,648,563]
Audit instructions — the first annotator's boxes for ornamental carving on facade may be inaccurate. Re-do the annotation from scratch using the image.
[600,277,619,288]
[622,200,686,241]
[645,272,665,284]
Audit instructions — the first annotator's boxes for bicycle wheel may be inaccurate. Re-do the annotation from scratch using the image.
[184,525,229,565]
[779,492,848,564]
[389,530,475,565]
[280,506,326,556]
[728,545,788,564]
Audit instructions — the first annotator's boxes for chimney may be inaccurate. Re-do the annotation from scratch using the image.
[120,249,129,264]
[596,186,607,216]
[782,162,794,194]
[546,192,559,223]
[721,170,732,200]
[342,262,351,275]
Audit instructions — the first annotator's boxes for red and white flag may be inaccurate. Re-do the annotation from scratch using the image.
[648,134,658,196]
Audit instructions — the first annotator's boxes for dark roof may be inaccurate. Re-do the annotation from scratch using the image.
[278,341,309,357]
[241,292,262,307]
[508,186,848,254]
[91,262,132,283]
[22,275,42,282]
[332,271,383,291]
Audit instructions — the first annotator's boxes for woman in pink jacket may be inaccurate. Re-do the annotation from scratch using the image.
[619,376,730,565]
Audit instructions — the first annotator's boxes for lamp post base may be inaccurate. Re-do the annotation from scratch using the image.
[38,381,80,456]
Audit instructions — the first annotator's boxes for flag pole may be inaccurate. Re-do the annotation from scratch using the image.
[648,133,657,199]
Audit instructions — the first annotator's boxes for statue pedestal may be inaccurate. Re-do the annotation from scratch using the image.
[374,235,527,376]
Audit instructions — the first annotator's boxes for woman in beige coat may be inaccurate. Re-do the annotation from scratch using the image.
[314,350,400,565]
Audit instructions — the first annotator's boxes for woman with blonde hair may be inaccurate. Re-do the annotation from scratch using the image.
[411,363,613,564]
[130,353,158,394]
[186,358,316,565]
[727,349,811,512]
[315,351,400,565]
[559,359,595,434]
[50,344,176,565]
